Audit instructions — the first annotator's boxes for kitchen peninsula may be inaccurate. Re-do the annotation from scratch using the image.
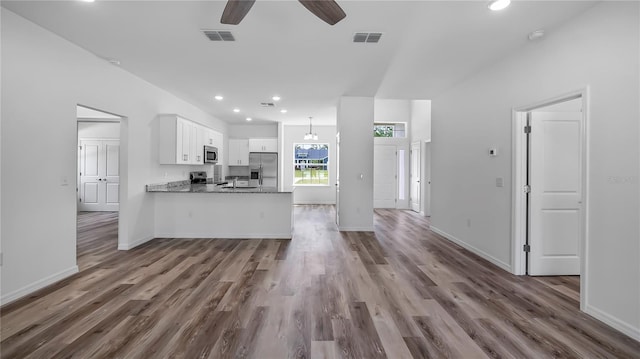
[147,180,293,239]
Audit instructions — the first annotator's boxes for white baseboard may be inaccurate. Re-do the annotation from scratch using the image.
[293,201,336,205]
[338,226,374,232]
[118,235,154,250]
[585,304,640,341]
[154,233,292,239]
[430,226,512,273]
[1,265,79,306]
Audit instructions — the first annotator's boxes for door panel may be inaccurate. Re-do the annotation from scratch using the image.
[83,182,99,204]
[84,144,99,176]
[541,210,580,255]
[410,142,421,212]
[106,183,120,204]
[529,111,582,275]
[105,142,119,177]
[374,145,397,208]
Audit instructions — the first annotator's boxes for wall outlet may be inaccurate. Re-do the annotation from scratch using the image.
[489,148,498,157]
[496,177,504,187]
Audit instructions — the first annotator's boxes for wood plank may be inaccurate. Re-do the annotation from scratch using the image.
[0,208,637,358]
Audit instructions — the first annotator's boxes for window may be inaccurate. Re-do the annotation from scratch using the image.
[294,143,329,186]
[374,123,406,138]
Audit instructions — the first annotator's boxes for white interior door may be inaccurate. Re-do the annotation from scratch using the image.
[410,142,421,212]
[528,111,582,275]
[374,145,397,208]
[103,140,120,211]
[79,139,120,212]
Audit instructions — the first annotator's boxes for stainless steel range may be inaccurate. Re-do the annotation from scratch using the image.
[189,171,207,184]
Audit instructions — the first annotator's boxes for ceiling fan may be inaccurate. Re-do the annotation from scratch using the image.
[221,0,346,26]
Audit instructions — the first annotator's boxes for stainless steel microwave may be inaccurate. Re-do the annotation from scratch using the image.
[204,146,218,164]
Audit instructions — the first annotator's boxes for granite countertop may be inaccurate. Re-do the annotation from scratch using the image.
[146,180,292,194]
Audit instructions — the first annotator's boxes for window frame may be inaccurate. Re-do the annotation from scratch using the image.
[293,143,330,187]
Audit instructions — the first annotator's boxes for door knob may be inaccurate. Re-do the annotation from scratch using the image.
[98,178,102,181]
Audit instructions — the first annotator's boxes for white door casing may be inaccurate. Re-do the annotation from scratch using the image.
[423,142,432,217]
[79,139,120,211]
[528,111,582,275]
[410,141,421,212]
[374,145,397,208]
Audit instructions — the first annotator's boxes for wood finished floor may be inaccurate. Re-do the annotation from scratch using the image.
[1,206,638,358]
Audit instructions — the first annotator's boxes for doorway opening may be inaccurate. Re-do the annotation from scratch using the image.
[76,105,124,270]
[511,89,588,310]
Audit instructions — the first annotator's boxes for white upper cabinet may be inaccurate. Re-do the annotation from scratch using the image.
[205,129,216,147]
[211,130,224,164]
[191,123,205,165]
[158,114,212,165]
[249,138,277,153]
[228,139,249,166]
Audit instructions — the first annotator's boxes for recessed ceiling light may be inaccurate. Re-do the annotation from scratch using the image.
[214,95,223,101]
[280,109,288,114]
[488,0,510,11]
[272,96,281,101]
[80,0,96,2]
[107,58,121,66]
[233,108,240,113]
[246,117,252,122]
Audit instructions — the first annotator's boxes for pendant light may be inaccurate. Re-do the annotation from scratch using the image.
[304,117,318,140]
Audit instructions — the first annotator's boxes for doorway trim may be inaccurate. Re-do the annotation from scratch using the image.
[76,104,128,251]
[511,88,589,311]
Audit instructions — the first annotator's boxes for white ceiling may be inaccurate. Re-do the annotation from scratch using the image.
[3,0,596,125]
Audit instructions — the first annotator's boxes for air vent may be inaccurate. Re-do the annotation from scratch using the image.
[260,102,276,107]
[202,30,235,42]
[353,32,382,43]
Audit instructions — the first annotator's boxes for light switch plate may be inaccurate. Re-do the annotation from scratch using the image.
[496,177,504,187]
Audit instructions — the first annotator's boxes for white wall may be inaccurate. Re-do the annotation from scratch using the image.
[337,97,374,231]
[78,121,120,139]
[282,125,336,204]
[431,2,639,339]
[411,100,431,142]
[374,98,411,125]
[227,124,277,139]
[1,9,227,304]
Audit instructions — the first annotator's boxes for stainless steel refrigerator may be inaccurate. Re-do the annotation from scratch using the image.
[249,153,278,188]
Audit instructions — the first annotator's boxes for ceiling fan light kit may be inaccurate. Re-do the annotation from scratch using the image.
[221,0,346,26]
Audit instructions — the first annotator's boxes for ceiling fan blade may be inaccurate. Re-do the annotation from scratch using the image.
[298,0,346,25]
[221,0,256,25]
